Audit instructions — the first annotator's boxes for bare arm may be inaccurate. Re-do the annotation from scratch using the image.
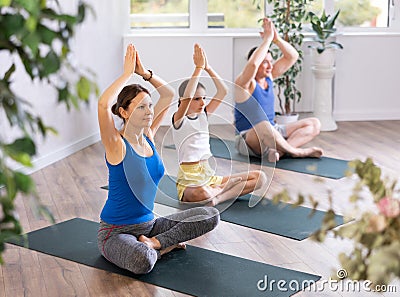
[133,52,175,137]
[203,52,228,115]
[270,23,299,79]
[234,18,274,100]
[173,43,205,128]
[98,44,136,163]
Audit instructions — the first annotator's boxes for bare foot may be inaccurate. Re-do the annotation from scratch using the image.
[267,149,280,162]
[206,198,217,207]
[220,177,242,193]
[202,177,243,206]
[138,235,161,249]
[293,147,323,158]
[160,243,186,256]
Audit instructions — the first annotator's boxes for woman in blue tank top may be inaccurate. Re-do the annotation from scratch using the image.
[97,44,220,274]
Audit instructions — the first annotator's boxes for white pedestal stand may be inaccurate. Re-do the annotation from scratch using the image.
[311,66,338,131]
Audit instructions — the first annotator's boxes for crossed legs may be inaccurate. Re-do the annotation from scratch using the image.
[98,207,219,274]
[244,119,323,161]
[181,170,268,206]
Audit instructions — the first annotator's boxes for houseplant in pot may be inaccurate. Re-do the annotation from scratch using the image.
[307,9,343,131]
[307,9,343,67]
[265,0,315,124]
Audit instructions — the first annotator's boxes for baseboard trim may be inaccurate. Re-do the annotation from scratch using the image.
[334,110,400,122]
[19,132,101,175]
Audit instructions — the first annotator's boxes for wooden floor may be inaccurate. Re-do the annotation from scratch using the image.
[1,120,400,297]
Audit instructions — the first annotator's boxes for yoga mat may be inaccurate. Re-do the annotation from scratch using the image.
[7,218,321,297]
[164,137,350,179]
[156,176,344,240]
[101,176,344,241]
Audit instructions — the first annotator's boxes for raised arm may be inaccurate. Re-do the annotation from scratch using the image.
[134,52,175,137]
[234,18,274,97]
[172,43,205,128]
[270,22,299,79]
[203,51,228,115]
[98,44,136,162]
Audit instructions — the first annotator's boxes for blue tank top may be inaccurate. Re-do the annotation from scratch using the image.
[234,77,275,133]
[100,135,165,225]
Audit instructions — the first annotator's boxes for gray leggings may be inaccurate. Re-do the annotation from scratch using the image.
[97,206,219,274]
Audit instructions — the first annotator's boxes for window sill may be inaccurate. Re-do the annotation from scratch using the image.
[125,30,400,38]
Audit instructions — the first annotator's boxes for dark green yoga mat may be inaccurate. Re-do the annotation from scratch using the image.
[101,176,344,240]
[156,176,344,240]
[164,137,350,179]
[7,218,320,297]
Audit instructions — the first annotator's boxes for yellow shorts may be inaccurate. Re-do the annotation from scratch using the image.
[176,160,223,200]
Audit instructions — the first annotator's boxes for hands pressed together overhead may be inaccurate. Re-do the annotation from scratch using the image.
[124,44,151,80]
[259,17,279,43]
[193,43,206,69]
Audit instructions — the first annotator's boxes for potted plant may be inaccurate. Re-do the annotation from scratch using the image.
[265,0,315,124]
[307,9,343,68]
[307,9,343,131]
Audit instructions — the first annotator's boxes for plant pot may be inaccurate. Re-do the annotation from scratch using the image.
[275,113,299,125]
[311,48,336,69]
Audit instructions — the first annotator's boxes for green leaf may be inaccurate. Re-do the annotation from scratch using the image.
[40,50,60,76]
[37,118,58,136]
[25,16,38,32]
[3,64,16,81]
[8,152,32,167]
[4,137,36,156]
[22,32,40,56]
[326,10,340,30]
[37,24,58,45]
[328,42,344,50]
[1,14,25,38]
[57,86,69,103]
[77,76,91,101]
[69,94,79,109]
[5,172,17,200]
[14,172,35,193]
[77,2,86,23]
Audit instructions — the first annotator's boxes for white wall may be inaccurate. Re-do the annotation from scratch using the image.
[0,0,130,173]
[333,34,400,121]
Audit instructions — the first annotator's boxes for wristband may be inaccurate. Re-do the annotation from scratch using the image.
[142,69,153,81]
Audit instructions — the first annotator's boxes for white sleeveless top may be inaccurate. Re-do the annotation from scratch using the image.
[172,112,212,163]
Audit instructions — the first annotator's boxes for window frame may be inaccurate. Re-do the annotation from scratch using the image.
[129,0,400,34]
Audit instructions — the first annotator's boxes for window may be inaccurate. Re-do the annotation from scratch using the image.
[207,0,265,28]
[130,0,189,28]
[130,0,398,31]
[334,0,389,28]
[310,0,390,28]
[130,0,266,30]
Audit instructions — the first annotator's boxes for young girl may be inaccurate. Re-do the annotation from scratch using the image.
[97,44,219,274]
[172,44,267,206]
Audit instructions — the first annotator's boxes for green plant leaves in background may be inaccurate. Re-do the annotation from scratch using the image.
[0,0,97,263]
[274,157,400,287]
